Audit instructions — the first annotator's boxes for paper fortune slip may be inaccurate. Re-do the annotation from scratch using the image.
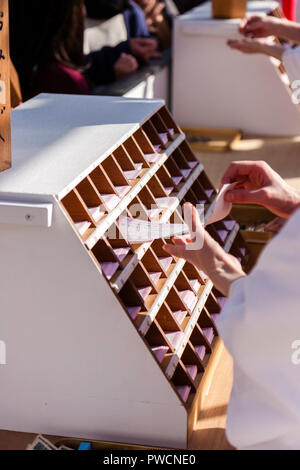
[118,182,236,244]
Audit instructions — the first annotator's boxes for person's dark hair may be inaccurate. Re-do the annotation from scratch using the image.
[9,0,85,98]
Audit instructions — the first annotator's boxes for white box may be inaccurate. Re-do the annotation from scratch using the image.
[172,1,300,136]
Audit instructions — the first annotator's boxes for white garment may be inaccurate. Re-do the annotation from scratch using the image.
[217,208,300,450]
[297,0,300,23]
[282,46,300,83]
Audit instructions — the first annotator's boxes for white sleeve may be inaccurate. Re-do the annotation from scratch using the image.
[282,46,300,84]
[217,209,300,450]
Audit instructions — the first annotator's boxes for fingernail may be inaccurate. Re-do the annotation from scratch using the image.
[162,244,169,252]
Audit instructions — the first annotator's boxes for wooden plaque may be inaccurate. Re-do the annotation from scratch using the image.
[0,0,11,172]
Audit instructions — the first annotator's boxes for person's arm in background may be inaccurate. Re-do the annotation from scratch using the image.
[85,36,160,86]
[227,38,287,61]
[239,15,300,44]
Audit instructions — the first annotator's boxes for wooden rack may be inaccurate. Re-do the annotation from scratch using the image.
[60,104,249,426]
[0,94,250,449]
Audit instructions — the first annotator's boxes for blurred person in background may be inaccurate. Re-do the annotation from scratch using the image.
[227,14,300,85]
[10,0,160,100]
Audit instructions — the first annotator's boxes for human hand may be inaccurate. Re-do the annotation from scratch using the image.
[227,38,266,54]
[239,15,282,38]
[264,216,287,233]
[114,53,138,80]
[221,161,300,218]
[147,2,165,26]
[130,38,162,62]
[162,203,245,296]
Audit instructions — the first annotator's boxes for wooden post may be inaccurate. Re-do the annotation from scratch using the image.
[212,0,247,19]
[0,0,11,172]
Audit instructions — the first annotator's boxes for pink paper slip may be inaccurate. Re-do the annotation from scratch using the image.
[176,385,191,403]
[113,247,131,262]
[217,230,228,242]
[137,286,152,300]
[75,221,91,236]
[198,269,209,281]
[205,189,214,198]
[115,186,130,198]
[186,365,198,381]
[158,256,173,272]
[149,272,162,285]
[154,144,161,152]
[172,176,183,186]
[165,331,184,349]
[164,186,174,196]
[144,153,160,164]
[178,290,197,311]
[151,345,169,363]
[147,207,162,220]
[187,161,198,169]
[124,169,142,181]
[134,163,143,171]
[172,310,187,325]
[223,220,236,231]
[217,297,227,308]
[101,194,120,211]
[205,182,237,226]
[240,247,246,256]
[168,128,175,137]
[159,133,169,145]
[180,168,192,179]
[190,279,201,293]
[199,199,208,205]
[100,261,119,280]
[211,314,219,323]
[126,306,141,320]
[88,206,105,222]
[203,327,214,344]
[195,345,206,361]
[155,197,177,209]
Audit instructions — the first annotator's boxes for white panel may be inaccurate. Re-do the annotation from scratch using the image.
[0,199,187,448]
[4,94,163,198]
[0,201,52,227]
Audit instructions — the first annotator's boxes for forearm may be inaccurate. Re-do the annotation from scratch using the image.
[260,43,286,61]
[206,252,246,297]
[193,238,246,296]
[272,20,300,44]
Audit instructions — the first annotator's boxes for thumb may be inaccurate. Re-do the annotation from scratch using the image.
[183,202,204,241]
[225,188,266,204]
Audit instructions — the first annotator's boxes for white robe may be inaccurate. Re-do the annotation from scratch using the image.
[217,208,300,450]
[282,46,300,84]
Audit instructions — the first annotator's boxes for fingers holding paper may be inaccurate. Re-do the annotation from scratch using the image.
[163,203,245,296]
[221,161,300,218]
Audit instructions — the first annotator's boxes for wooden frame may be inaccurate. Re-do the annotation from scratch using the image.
[0,0,11,171]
